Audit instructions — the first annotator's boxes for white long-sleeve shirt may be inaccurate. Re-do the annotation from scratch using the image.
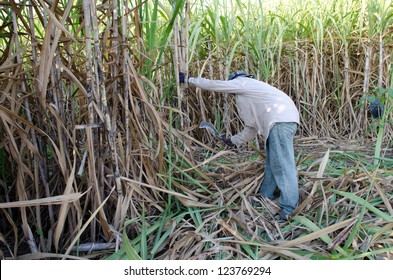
[188,76,299,146]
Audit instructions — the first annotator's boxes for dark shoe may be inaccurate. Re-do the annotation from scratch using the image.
[275,211,291,223]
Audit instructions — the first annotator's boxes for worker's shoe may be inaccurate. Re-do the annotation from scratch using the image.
[274,211,291,223]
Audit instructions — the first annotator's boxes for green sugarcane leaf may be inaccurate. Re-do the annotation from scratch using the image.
[330,189,393,222]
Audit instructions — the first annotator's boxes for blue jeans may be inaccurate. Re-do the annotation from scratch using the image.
[259,122,298,215]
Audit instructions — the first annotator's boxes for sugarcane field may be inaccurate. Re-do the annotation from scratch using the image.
[1,0,393,261]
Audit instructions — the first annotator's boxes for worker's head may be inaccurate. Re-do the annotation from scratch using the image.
[228,70,255,80]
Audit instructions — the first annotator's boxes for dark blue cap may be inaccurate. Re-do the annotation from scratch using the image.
[228,70,255,80]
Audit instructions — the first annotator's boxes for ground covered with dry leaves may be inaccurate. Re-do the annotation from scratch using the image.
[101,137,393,260]
[2,132,392,260]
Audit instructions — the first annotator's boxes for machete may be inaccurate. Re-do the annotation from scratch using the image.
[199,120,234,147]
[199,121,237,149]
[199,121,264,155]
[199,121,221,138]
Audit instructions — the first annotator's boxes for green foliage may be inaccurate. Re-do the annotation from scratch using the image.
[360,87,393,165]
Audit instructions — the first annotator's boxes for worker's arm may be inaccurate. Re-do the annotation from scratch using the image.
[230,126,257,146]
[188,77,245,94]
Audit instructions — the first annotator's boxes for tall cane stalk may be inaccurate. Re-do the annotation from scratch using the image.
[173,0,189,130]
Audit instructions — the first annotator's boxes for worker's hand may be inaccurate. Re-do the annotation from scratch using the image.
[220,136,235,147]
[179,72,186,84]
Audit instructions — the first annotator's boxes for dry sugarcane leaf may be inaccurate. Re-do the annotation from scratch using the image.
[53,153,77,251]
[182,150,236,172]
[0,62,22,72]
[294,149,330,215]
[36,0,75,106]
[9,0,31,34]
[218,219,246,241]
[16,252,87,260]
[0,193,84,209]
[176,196,217,208]
[327,218,357,251]
[57,60,88,96]
[0,108,39,157]
[377,184,393,215]
[126,58,165,168]
[64,186,116,257]
[36,0,78,44]
[120,176,197,201]
[279,217,356,248]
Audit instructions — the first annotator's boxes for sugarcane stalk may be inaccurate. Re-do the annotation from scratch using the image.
[363,38,372,125]
[11,8,38,255]
[217,44,228,133]
[82,0,97,200]
[36,0,75,108]
[183,0,190,128]
[173,0,190,130]
[208,42,215,120]
[294,37,301,121]
[378,33,383,89]
[341,42,348,131]
[26,0,53,252]
[344,41,361,136]
[312,47,318,132]
[374,32,385,166]
[71,242,116,252]
[121,0,130,178]
[82,0,112,240]
[173,12,183,130]
[92,0,123,226]
[110,0,120,142]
